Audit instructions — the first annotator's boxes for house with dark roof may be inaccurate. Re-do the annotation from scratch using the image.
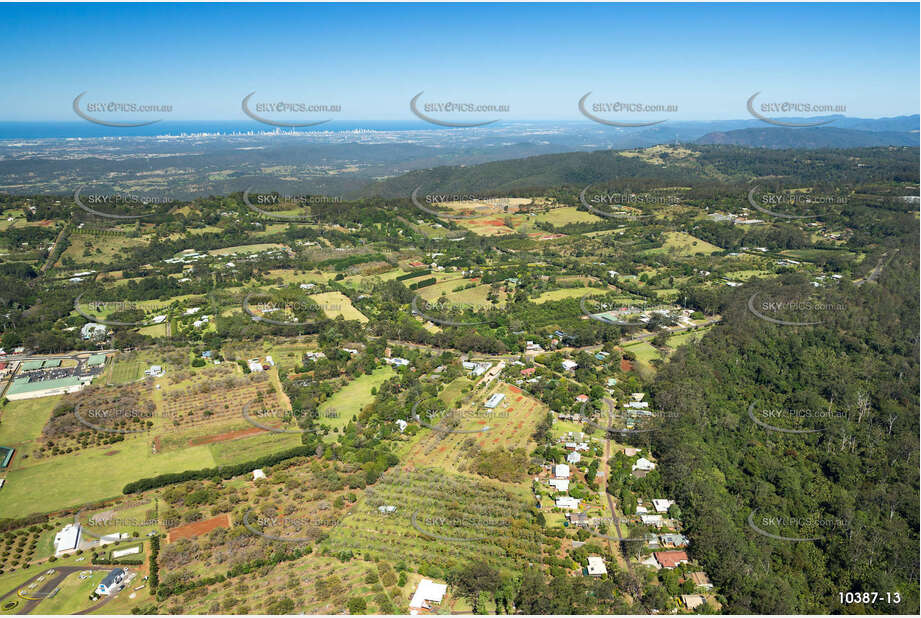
[96,568,125,596]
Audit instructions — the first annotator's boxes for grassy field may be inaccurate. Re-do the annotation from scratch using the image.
[0,438,216,519]
[318,366,395,431]
[209,430,302,465]
[0,397,58,455]
[56,234,148,268]
[309,291,369,323]
[403,381,546,473]
[533,206,602,226]
[648,231,722,256]
[533,287,608,303]
[209,243,286,256]
[33,571,107,615]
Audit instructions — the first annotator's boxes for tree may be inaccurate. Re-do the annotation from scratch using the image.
[346,597,367,615]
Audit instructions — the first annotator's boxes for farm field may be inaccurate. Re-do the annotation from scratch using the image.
[0,437,216,519]
[532,206,602,226]
[0,396,58,455]
[648,231,722,256]
[323,467,544,576]
[403,381,546,473]
[533,287,608,303]
[56,234,149,267]
[318,366,395,431]
[308,291,368,323]
[209,243,286,256]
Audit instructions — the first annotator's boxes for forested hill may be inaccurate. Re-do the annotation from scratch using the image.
[648,237,920,613]
[697,126,919,149]
[361,145,921,197]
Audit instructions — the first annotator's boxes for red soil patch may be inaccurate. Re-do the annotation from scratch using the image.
[620,358,634,372]
[516,395,523,402]
[438,446,447,453]
[507,385,522,394]
[477,219,506,227]
[189,425,272,446]
[103,450,119,456]
[37,220,52,226]
[167,513,231,542]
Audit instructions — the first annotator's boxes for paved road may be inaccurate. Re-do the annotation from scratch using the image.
[599,397,634,573]
[0,565,112,615]
[857,248,898,287]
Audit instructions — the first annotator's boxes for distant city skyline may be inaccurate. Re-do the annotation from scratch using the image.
[1,2,918,123]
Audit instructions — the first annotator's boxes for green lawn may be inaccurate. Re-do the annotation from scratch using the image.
[34,570,106,615]
[0,438,216,519]
[318,366,395,431]
[647,231,721,256]
[209,430,302,466]
[533,206,603,226]
[0,397,58,452]
[533,287,607,304]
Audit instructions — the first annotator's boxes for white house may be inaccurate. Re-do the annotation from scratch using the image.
[567,451,581,464]
[652,499,675,514]
[252,469,266,481]
[409,579,447,613]
[632,457,656,472]
[554,464,570,479]
[95,568,125,596]
[144,365,164,378]
[548,478,569,492]
[586,556,608,576]
[484,393,505,409]
[641,513,664,527]
[561,360,578,371]
[54,523,82,555]
[555,496,580,510]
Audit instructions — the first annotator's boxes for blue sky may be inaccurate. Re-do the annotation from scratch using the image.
[1,2,918,121]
